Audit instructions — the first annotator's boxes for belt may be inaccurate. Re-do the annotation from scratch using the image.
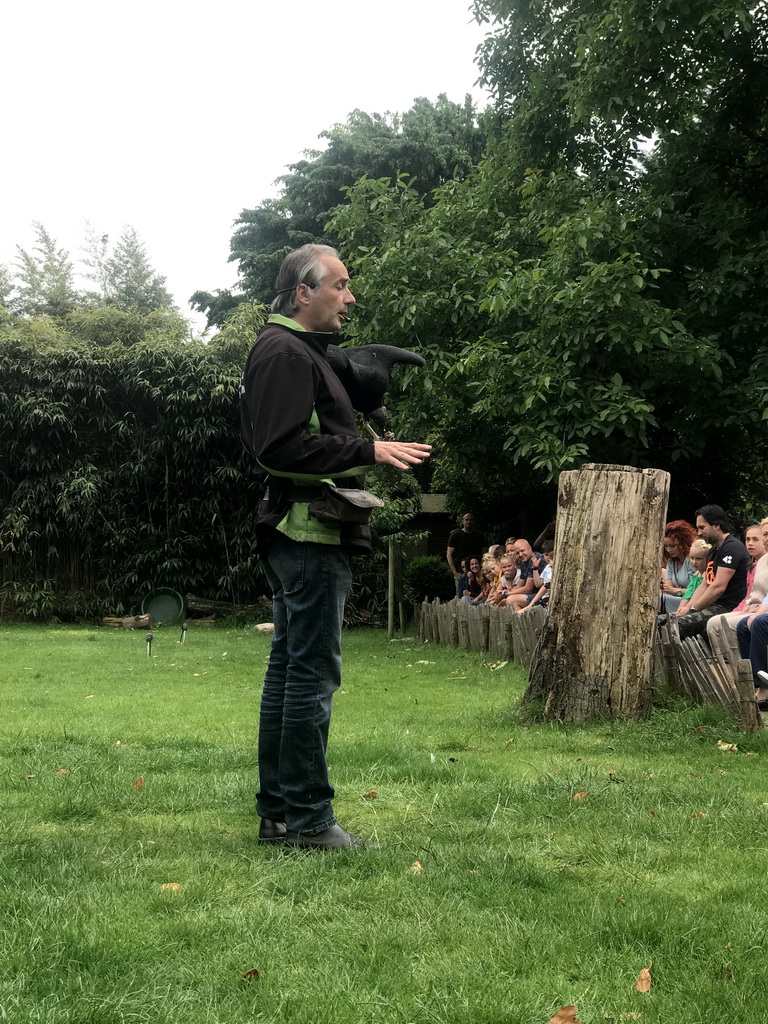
[282,484,325,503]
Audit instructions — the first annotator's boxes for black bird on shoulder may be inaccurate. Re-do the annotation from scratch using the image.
[326,343,426,438]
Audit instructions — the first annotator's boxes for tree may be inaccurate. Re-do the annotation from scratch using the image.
[0,264,13,309]
[83,225,173,312]
[325,0,768,525]
[13,223,81,317]
[191,95,487,325]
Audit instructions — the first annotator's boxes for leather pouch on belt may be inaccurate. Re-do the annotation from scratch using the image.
[308,484,384,525]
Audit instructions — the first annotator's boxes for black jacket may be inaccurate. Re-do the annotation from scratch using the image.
[240,321,376,552]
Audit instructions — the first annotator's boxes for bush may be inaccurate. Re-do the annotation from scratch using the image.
[403,555,455,603]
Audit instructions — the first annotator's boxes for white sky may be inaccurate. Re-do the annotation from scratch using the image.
[1,0,490,332]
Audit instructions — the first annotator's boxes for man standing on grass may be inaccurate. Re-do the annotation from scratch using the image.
[240,244,430,851]
[677,504,749,640]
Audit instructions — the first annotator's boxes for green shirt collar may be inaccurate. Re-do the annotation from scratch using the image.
[268,313,306,332]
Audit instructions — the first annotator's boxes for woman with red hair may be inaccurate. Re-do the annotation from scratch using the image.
[661,520,698,614]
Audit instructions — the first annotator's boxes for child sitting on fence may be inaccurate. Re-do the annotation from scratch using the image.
[674,539,711,617]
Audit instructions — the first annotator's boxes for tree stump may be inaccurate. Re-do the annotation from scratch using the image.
[524,464,669,722]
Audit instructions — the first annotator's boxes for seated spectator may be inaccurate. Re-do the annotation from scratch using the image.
[456,559,470,600]
[476,561,502,605]
[660,519,697,615]
[736,600,768,711]
[707,523,768,657]
[488,544,505,561]
[486,554,517,606]
[505,538,544,608]
[504,539,521,584]
[518,541,554,613]
[674,539,710,616]
[678,504,749,640]
[459,557,484,602]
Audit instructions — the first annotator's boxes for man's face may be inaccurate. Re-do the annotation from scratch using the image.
[462,515,475,531]
[696,516,718,545]
[513,540,532,563]
[297,255,355,333]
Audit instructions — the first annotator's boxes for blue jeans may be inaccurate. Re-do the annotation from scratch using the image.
[736,613,768,688]
[256,533,353,834]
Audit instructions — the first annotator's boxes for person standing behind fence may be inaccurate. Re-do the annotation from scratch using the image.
[447,514,486,593]
[677,505,749,640]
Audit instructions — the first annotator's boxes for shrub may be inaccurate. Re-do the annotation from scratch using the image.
[403,555,455,603]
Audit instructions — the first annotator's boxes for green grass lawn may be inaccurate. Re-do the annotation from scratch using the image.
[1,623,767,1024]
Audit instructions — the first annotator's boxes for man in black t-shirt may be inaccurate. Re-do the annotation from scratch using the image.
[678,504,749,640]
[446,513,486,587]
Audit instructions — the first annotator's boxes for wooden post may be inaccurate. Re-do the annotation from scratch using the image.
[387,538,395,641]
[524,464,670,722]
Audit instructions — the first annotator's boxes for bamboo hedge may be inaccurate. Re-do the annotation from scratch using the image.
[0,307,265,618]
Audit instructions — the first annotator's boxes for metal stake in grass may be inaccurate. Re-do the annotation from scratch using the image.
[146,632,153,658]
[180,622,187,644]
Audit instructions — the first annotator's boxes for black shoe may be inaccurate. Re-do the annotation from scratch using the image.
[283,823,375,851]
[258,818,287,844]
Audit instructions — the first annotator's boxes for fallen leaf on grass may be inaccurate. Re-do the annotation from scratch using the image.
[134,776,145,791]
[362,789,377,799]
[648,811,656,817]
[56,768,70,775]
[85,695,94,699]
[25,774,37,779]
[547,1006,580,1024]
[694,725,709,733]
[160,882,182,891]
[716,740,738,753]
[634,963,652,992]
[573,790,589,802]
[691,811,709,820]
[241,968,260,983]
[406,860,424,875]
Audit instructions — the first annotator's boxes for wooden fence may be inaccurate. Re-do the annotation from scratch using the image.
[654,616,761,731]
[419,598,762,731]
[418,599,546,668]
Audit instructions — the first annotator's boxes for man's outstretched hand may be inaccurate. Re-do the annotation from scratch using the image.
[374,441,431,471]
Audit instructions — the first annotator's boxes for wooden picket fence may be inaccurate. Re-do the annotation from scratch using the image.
[653,616,761,731]
[418,598,546,668]
[419,598,762,731]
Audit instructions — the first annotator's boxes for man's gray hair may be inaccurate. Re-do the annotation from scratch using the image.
[271,243,340,316]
